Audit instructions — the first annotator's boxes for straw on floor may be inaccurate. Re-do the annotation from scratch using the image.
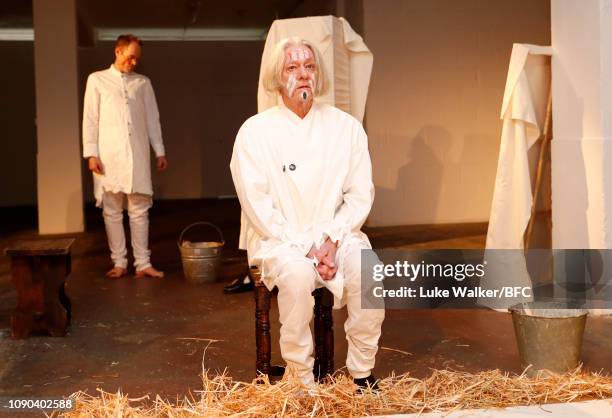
[55,367,612,417]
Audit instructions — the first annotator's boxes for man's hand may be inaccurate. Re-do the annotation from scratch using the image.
[317,238,338,280]
[307,238,338,281]
[157,156,168,171]
[88,156,104,175]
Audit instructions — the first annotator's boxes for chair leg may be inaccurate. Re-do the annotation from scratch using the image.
[313,288,334,381]
[254,283,271,376]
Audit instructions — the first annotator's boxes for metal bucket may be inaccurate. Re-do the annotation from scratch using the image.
[178,222,225,284]
[510,301,588,376]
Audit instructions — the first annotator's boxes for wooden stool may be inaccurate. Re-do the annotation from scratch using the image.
[5,238,74,339]
[252,266,334,381]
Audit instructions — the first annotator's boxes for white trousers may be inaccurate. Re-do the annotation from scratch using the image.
[273,242,385,386]
[102,192,153,270]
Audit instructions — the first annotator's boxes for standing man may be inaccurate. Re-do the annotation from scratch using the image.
[230,37,385,388]
[83,34,167,279]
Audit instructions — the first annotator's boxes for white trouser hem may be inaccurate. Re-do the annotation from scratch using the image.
[348,369,372,379]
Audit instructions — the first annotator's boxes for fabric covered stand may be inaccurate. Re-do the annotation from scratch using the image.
[251,266,334,381]
[5,239,74,339]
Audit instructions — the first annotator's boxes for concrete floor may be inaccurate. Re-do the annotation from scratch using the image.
[1,199,610,403]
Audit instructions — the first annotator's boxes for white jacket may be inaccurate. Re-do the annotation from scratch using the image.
[83,65,165,206]
[230,101,374,294]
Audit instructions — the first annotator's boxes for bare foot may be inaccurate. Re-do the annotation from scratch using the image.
[106,266,127,278]
[135,266,165,278]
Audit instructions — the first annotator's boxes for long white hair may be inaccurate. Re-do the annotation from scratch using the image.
[261,37,329,96]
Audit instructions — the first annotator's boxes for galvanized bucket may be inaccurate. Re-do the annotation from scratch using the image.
[178,222,225,284]
[510,301,588,376]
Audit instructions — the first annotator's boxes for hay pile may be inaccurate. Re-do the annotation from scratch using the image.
[56,368,612,417]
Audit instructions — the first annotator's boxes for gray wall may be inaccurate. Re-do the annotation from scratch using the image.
[363,0,551,226]
[0,42,37,207]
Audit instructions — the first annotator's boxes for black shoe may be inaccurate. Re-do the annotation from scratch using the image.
[223,275,254,294]
[353,375,380,392]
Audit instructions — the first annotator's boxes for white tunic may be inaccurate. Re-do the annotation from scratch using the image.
[230,101,374,297]
[82,65,165,206]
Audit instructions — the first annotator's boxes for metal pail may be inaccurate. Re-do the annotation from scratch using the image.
[510,301,588,376]
[178,222,225,284]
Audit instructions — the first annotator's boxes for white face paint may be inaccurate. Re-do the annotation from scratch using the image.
[288,47,312,62]
[283,45,316,101]
[286,74,298,98]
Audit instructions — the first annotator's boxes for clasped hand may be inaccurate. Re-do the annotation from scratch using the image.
[307,238,339,281]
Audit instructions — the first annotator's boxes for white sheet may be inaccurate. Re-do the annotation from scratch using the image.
[486,43,552,249]
[481,44,552,311]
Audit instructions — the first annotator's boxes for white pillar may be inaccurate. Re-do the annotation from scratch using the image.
[552,0,612,315]
[33,0,84,234]
[551,0,612,248]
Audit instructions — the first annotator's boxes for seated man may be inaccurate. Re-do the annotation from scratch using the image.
[230,37,385,388]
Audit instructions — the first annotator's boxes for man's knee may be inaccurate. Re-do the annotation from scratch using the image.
[343,244,373,293]
[127,205,150,221]
[102,207,123,223]
[276,260,317,297]
[127,195,152,219]
[344,247,362,279]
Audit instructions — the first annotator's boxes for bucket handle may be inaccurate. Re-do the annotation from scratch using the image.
[178,222,225,247]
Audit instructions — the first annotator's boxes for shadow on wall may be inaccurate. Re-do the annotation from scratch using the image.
[372,125,449,225]
[370,124,500,227]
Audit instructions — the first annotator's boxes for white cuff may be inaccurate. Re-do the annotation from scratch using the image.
[83,143,99,158]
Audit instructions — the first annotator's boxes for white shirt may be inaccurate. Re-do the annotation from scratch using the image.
[230,101,374,277]
[82,65,165,206]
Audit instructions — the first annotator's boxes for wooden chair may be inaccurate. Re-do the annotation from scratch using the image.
[5,239,74,339]
[251,265,334,381]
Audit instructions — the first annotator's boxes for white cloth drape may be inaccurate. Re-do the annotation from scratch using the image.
[482,44,552,310]
[257,15,372,123]
[486,44,552,249]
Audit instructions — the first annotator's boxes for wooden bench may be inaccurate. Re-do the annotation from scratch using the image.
[251,265,334,381]
[5,238,74,339]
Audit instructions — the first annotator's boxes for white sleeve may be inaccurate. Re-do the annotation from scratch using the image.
[143,79,165,157]
[319,123,374,245]
[82,74,100,158]
[230,123,313,255]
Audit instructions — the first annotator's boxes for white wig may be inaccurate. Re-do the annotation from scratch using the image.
[261,37,329,97]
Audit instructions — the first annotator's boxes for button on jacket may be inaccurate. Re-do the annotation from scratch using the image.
[83,65,165,206]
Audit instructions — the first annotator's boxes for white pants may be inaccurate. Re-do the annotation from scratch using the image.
[273,242,385,386]
[102,192,153,271]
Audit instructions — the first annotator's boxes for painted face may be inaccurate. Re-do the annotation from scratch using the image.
[281,45,316,101]
[114,42,142,73]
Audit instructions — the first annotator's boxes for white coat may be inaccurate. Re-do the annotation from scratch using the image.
[230,101,374,300]
[82,65,165,206]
